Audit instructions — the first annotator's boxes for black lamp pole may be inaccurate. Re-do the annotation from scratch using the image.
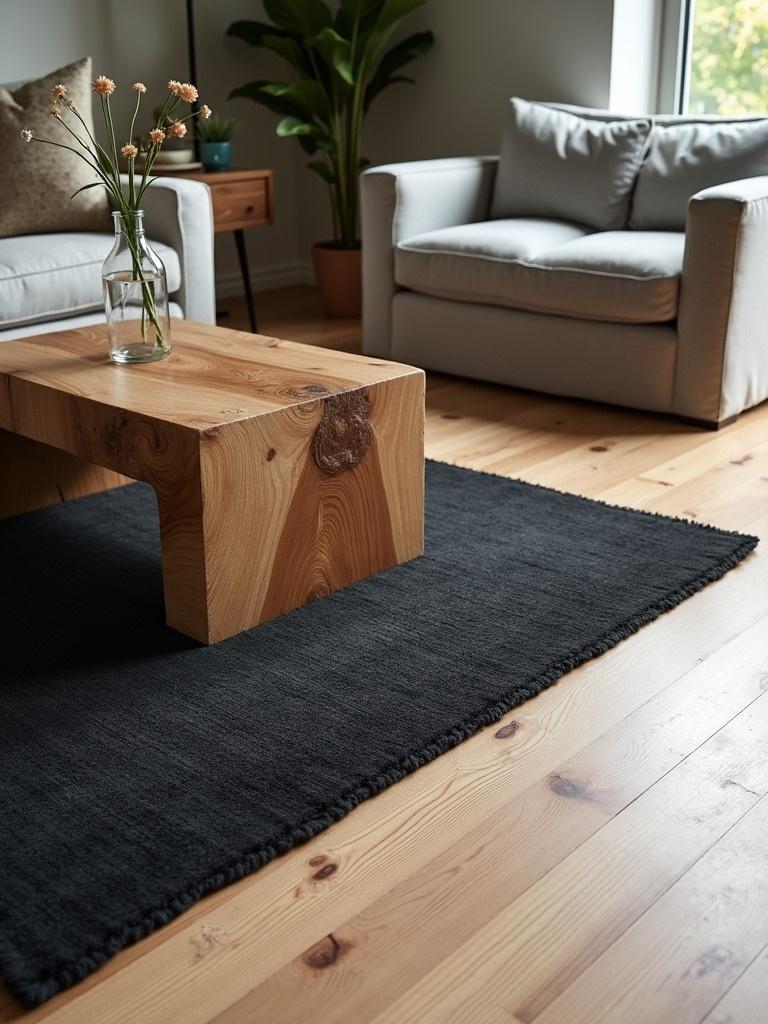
[186,0,199,157]
[186,0,198,87]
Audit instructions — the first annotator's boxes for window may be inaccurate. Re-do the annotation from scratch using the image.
[681,0,768,114]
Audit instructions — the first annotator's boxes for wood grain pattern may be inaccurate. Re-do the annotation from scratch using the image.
[2,288,767,1024]
[368,695,768,1024]
[0,321,425,643]
[159,169,274,233]
[213,614,768,1024]
[208,180,270,232]
[700,944,768,1024]
[532,788,768,1024]
[0,431,130,519]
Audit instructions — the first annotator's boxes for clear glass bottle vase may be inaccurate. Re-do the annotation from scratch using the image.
[102,210,172,364]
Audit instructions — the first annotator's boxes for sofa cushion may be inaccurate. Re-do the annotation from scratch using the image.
[0,303,185,342]
[630,118,768,230]
[0,233,182,328]
[490,98,651,231]
[395,221,684,324]
[0,58,110,238]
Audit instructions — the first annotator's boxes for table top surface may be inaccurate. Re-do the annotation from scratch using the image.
[0,321,421,432]
[157,168,273,186]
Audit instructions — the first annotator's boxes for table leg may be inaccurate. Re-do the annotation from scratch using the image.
[0,429,131,519]
[156,374,425,644]
[234,228,258,333]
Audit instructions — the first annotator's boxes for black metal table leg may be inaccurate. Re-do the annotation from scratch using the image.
[234,228,258,333]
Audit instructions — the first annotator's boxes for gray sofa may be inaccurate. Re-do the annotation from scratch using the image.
[0,175,216,341]
[361,101,768,426]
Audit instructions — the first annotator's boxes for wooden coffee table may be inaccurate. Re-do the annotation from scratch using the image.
[0,322,424,643]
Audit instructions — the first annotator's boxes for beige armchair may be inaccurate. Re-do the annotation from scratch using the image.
[361,103,768,427]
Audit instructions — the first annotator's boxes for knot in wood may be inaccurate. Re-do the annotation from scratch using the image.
[312,391,372,475]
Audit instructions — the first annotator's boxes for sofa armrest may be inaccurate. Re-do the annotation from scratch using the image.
[361,157,499,357]
[675,176,768,422]
[120,175,216,325]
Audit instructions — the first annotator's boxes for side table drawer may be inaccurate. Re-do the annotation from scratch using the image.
[210,180,271,231]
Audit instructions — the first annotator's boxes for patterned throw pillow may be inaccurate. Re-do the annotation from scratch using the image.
[0,57,110,238]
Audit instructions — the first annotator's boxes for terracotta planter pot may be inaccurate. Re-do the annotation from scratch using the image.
[312,243,362,318]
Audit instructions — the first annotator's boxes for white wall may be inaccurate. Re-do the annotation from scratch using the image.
[2,0,619,292]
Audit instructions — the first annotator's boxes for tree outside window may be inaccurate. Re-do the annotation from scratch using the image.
[687,0,768,114]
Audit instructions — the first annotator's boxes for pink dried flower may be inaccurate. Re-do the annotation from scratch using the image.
[132,82,147,93]
[177,82,198,103]
[200,104,212,119]
[167,120,187,139]
[148,128,166,144]
[168,80,181,95]
[121,143,138,158]
[19,129,32,143]
[92,75,116,96]
[50,83,67,100]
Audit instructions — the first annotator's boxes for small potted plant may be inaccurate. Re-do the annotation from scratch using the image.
[197,114,237,172]
[228,0,433,317]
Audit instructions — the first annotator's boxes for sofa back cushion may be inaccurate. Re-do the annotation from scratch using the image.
[491,98,651,231]
[0,57,110,239]
[540,103,768,231]
[629,118,768,229]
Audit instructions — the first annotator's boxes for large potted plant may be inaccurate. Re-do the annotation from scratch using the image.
[228,0,433,317]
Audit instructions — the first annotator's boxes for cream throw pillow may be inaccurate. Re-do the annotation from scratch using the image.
[491,98,651,231]
[0,57,110,238]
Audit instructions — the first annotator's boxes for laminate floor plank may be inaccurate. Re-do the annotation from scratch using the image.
[367,696,768,1024]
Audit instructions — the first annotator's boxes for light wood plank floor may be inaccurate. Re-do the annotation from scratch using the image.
[3,286,768,1024]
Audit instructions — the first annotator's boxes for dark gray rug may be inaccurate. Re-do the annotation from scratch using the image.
[0,460,757,1007]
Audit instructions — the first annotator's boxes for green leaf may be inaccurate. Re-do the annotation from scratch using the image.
[365,73,412,110]
[276,116,316,137]
[339,0,382,17]
[95,142,115,177]
[364,30,433,109]
[261,81,331,118]
[229,84,332,156]
[297,134,319,155]
[262,33,313,73]
[70,181,105,200]
[276,118,335,151]
[374,30,434,81]
[309,27,354,85]
[226,19,295,46]
[263,0,333,35]
[226,21,312,74]
[307,159,336,183]
[335,0,383,34]
[375,0,427,31]
[229,80,305,119]
[361,0,428,69]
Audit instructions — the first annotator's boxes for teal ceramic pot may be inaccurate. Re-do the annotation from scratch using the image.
[199,141,232,172]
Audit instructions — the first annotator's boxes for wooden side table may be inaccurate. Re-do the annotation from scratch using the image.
[161,168,274,332]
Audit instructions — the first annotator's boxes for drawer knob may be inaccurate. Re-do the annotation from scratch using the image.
[246,204,255,213]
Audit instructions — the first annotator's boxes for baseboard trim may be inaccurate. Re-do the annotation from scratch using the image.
[215,262,314,298]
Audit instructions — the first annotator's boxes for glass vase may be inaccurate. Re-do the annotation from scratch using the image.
[102,210,171,364]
